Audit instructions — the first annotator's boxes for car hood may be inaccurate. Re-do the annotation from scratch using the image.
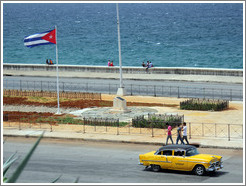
[190,154,222,163]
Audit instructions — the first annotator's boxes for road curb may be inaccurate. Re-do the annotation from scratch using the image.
[3,134,243,150]
[199,144,243,150]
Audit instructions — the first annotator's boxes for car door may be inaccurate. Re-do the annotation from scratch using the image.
[172,150,187,171]
[153,150,171,169]
[161,150,173,169]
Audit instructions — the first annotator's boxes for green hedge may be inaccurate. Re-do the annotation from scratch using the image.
[180,98,229,111]
[132,114,183,129]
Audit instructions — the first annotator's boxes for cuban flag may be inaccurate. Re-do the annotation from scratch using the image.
[24,29,56,47]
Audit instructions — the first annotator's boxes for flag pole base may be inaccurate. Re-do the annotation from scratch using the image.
[55,110,61,115]
[117,87,126,96]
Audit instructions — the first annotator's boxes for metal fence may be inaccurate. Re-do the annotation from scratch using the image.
[3,89,101,100]
[3,114,243,141]
[187,122,243,141]
[3,79,243,101]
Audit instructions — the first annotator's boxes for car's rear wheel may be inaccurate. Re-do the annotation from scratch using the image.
[151,164,161,172]
[194,165,205,176]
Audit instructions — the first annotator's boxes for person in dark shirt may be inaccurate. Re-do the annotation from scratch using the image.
[176,124,184,144]
[46,59,53,65]
[146,61,150,72]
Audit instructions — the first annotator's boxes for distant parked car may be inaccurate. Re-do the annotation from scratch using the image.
[139,145,223,176]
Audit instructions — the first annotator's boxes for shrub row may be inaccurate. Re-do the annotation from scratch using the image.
[180,98,229,111]
[132,114,184,129]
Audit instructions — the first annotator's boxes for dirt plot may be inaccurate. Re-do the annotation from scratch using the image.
[3,94,243,125]
[3,96,164,124]
[4,111,57,120]
[3,96,163,109]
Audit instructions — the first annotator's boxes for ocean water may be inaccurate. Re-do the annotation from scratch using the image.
[3,3,244,69]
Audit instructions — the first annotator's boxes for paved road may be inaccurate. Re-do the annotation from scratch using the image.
[3,137,243,183]
[3,76,243,100]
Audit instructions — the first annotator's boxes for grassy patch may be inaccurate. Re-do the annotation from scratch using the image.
[27,96,54,103]
[26,96,81,103]
[97,101,113,107]
[35,116,83,125]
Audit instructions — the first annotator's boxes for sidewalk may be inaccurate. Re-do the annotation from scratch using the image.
[3,127,243,150]
[3,69,243,84]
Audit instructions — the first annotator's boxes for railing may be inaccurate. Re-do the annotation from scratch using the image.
[83,117,120,135]
[187,122,243,141]
[3,79,243,101]
[3,89,101,100]
[3,114,243,141]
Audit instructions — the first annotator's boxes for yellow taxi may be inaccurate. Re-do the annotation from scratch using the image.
[139,144,223,176]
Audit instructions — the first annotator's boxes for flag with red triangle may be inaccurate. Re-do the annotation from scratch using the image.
[24,29,56,47]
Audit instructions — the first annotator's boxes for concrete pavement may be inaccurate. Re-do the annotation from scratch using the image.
[3,69,243,84]
[2,127,243,150]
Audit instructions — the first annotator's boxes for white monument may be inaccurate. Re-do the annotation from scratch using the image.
[112,96,130,113]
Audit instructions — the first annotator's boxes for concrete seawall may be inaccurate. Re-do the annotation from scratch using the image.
[3,63,243,77]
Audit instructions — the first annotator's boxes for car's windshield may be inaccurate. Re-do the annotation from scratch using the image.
[186,148,199,156]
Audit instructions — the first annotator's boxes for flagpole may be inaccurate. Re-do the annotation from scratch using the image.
[55,25,60,114]
[116,3,123,88]
[116,3,126,96]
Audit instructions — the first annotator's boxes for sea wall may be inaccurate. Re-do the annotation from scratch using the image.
[3,63,243,77]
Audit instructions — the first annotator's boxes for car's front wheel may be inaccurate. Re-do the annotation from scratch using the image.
[194,165,205,176]
[151,164,161,172]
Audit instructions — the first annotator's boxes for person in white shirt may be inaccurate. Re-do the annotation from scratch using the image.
[182,122,189,144]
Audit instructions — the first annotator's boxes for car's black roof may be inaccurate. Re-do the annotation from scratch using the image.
[158,144,196,151]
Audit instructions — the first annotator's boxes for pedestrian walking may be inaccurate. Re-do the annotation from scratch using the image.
[176,124,184,144]
[165,122,174,145]
[182,122,189,144]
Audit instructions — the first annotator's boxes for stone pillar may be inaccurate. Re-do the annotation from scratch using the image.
[113,96,130,113]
